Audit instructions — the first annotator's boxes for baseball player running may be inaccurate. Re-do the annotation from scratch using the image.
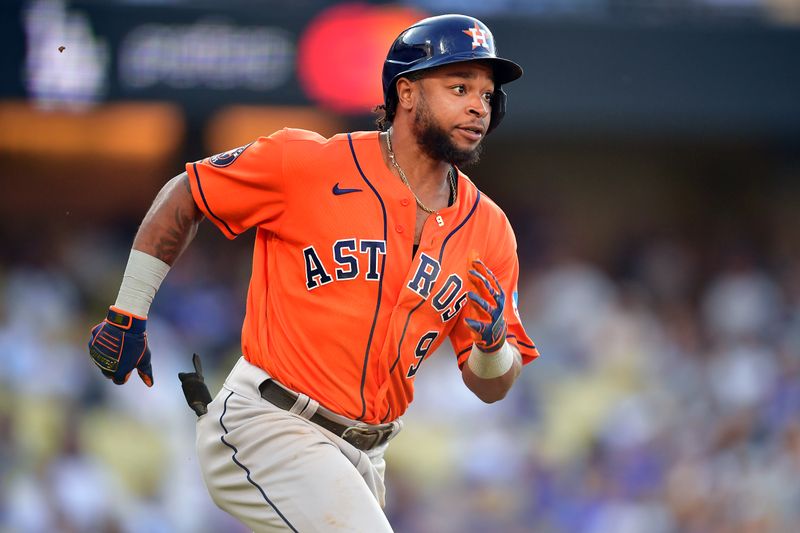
[88,14,538,532]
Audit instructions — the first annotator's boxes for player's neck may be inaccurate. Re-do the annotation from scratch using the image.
[381,127,451,191]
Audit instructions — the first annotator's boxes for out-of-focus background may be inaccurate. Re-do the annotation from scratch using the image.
[2,0,800,531]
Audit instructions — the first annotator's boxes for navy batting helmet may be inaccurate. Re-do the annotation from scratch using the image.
[381,14,523,134]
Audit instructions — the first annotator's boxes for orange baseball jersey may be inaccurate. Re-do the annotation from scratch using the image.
[187,128,538,424]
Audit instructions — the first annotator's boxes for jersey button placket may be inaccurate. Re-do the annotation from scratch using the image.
[400,198,410,207]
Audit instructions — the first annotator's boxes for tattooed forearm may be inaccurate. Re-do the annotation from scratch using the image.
[133,172,204,265]
[151,204,197,264]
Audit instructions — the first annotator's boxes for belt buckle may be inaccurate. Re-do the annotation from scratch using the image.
[341,424,392,451]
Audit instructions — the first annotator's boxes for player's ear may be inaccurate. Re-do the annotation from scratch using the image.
[395,77,417,112]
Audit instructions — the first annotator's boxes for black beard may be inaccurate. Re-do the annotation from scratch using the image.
[412,99,483,168]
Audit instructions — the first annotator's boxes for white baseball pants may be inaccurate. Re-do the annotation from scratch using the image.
[196,357,395,532]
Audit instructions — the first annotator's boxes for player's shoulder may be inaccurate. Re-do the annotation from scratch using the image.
[271,129,376,174]
[272,127,330,144]
[278,128,373,144]
[264,128,343,164]
[276,128,373,154]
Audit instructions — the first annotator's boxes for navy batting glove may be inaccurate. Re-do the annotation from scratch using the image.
[464,259,507,353]
[88,307,153,387]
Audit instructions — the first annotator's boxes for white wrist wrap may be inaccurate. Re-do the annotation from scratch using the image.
[467,341,515,379]
[114,249,170,318]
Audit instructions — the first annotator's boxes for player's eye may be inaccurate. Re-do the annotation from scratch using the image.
[451,85,466,95]
[483,92,493,103]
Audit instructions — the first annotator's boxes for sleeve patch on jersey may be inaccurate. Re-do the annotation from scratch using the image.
[209,142,253,167]
[512,290,520,319]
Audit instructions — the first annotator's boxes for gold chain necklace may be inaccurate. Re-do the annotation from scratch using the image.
[385,130,456,214]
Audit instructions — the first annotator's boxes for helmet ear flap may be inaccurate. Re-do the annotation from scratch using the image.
[487,86,507,135]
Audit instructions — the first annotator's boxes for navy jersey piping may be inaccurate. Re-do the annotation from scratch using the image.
[389,191,482,377]
[191,163,239,238]
[218,391,298,532]
[508,333,536,350]
[439,190,481,263]
[457,336,535,368]
[389,299,427,375]
[347,133,388,421]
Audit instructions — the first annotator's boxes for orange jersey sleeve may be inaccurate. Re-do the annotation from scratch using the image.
[450,199,539,368]
[186,129,296,238]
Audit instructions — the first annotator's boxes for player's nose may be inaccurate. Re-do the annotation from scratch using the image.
[467,93,490,119]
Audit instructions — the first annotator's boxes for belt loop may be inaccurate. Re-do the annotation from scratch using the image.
[298,396,319,420]
[289,393,319,420]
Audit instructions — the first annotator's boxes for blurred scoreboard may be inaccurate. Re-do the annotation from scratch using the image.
[0,0,798,136]
[0,0,425,116]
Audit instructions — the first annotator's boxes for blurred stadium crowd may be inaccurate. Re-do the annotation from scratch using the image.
[1,213,798,532]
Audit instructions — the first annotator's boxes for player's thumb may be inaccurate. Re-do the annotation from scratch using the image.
[137,356,154,387]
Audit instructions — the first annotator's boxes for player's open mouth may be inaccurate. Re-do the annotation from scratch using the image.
[457,126,483,142]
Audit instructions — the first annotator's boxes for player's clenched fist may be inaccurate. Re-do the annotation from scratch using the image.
[88,307,154,386]
[464,259,507,353]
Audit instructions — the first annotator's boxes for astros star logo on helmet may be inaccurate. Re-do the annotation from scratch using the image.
[463,22,489,50]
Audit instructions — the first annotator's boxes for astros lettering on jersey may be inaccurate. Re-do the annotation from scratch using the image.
[187,128,539,424]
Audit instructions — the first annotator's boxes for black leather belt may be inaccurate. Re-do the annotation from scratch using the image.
[259,380,395,451]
